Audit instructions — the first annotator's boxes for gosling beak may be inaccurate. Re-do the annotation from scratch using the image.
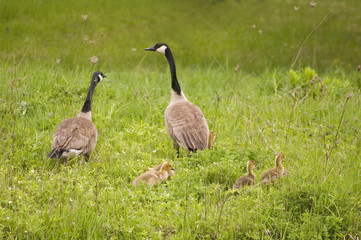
[145,46,156,51]
[171,168,175,171]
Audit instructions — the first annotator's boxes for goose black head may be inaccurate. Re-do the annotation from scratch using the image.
[92,71,107,83]
[145,43,169,54]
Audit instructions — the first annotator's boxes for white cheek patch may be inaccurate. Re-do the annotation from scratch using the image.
[156,45,167,54]
[98,74,103,81]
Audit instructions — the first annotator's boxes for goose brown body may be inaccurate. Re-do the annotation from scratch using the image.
[51,116,97,159]
[165,95,209,151]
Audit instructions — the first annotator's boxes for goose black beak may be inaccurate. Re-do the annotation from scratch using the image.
[145,46,156,51]
[171,167,175,171]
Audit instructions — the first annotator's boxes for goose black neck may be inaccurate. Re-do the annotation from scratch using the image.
[165,48,181,95]
[81,80,97,113]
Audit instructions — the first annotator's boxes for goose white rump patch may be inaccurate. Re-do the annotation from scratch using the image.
[68,149,83,157]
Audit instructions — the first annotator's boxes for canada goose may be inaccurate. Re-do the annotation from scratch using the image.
[233,160,256,189]
[146,162,176,178]
[133,162,175,187]
[48,71,106,161]
[260,153,285,183]
[145,43,209,156]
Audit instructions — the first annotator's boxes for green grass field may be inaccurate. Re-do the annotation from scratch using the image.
[1,0,361,239]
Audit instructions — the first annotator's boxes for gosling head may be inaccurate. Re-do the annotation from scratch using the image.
[92,71,106,84]
[247,160,256,171]
[160,161,175,172]
[275,152,285,165]
[208,132,216,148]
[145,43,169,54]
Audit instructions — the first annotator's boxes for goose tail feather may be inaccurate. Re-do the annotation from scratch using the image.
[47,149,65,159]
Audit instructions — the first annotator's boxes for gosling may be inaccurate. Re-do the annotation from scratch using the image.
[207,132,216,149]
[146,162,176,179]
[233,160,256,189]
[260,153,285,183]
[133,162,175,187]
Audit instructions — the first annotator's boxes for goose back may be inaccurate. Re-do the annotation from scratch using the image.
[51,117,97,157]
[165,100,209,150]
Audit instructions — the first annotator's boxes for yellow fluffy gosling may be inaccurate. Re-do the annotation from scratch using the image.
[260,153,285,183]
[207,132,216,149]
[233,160,256,189]
[133,162,175,187]
[146,162,176,179]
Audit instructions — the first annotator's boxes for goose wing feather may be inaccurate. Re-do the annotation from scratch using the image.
[51,117,97,154]
[165,102,209,150]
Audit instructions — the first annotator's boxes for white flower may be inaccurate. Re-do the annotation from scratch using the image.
[310,1,316,7]
[83,35,89,43]
[82,15,88,21]
[252,24,256,29]
[258,29,263,35]
[294,6,299,11]
[56,58,61,64]
[90,56,98,64]
[8,200,12,204]
[234,64,241,73]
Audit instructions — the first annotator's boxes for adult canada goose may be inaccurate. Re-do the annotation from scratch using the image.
[145,43,209,156]
[48,71,106,161]
[260,153,285,183]
[133,161,175,187]
[233,160,256,189]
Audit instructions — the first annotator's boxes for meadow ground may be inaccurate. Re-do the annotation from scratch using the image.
[1,65,360,239]
[1,0,361,239]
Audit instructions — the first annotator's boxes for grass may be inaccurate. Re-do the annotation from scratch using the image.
[1,0,361,238]
[1,0,361,71]
[0,64,360,238]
